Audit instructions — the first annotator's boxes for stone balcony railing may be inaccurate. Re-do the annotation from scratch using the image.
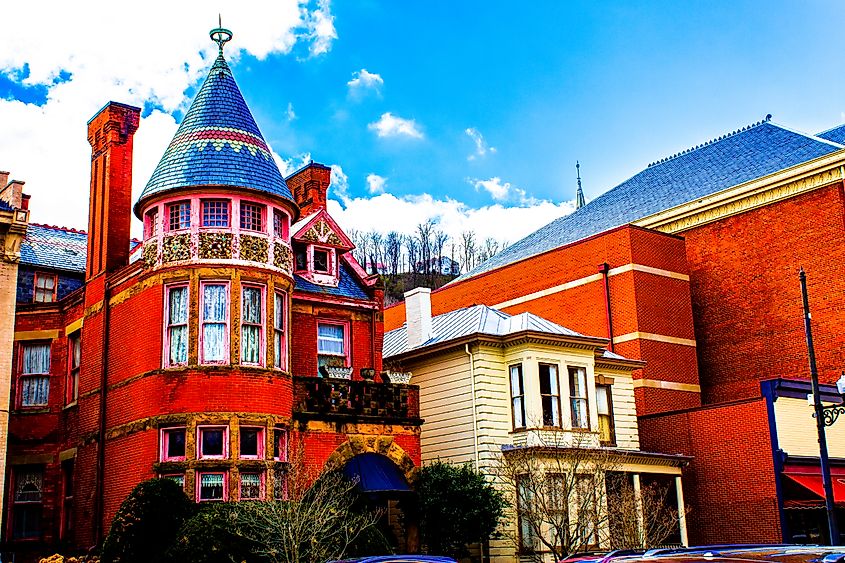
[293,375,421,424]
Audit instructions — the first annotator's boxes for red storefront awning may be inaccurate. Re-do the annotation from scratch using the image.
[783,464,845,503]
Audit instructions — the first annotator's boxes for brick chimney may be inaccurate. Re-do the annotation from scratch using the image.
[85,102,141,280]
[404,287,433,349]
[285,161,332,216]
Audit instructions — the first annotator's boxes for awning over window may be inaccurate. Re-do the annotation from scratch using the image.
[343,453,411,493]
[783,464,845,503]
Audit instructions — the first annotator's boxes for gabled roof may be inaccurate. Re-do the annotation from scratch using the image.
[135,52,293,216]
[384,304,601,358]
[459,119,844,280]
[294,261,369,300]
[21,224,88,273]
[291,208,354,250]
[20,224,141,274]
[817,123,845,144]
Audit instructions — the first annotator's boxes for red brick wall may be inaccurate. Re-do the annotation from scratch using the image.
[639,399,781,544]
[683,182,845,403]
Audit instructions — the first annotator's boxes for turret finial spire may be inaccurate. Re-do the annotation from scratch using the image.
[210,15,233,54]
[575,161,586,209]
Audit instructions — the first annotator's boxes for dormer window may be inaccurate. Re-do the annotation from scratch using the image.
[313,249,330,273]
[240,202,264,232]
[168,201,191,231]
[202,200,230,228]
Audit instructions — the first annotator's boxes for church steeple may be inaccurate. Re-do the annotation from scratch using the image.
[575,161,586,209]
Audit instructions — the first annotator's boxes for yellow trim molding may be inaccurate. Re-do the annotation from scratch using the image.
[613,332,697,347]
[65,317,83,335]
[633,379,701,393]
[14,329,60,341]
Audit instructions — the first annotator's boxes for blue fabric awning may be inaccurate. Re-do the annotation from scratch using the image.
[343,453,410,493]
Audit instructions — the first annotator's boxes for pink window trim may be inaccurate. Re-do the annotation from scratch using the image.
[199,281,230,365]
[239,426,265,460]
[163,283,189,368]
[197,425,229,460]
[311,245,336,276]
[239,471,265,501]
[167,200,191,232]
[144,207,159,239]
[273,428,289,462]
[240,283,266,367]
[200,199,231,229]
[66,332,80,406]
[273,208,290,239]
[273,291,287,371]
[239,201,265,233]
[317,319,351,366]
[196,471,228,502]
[160,427,186,462]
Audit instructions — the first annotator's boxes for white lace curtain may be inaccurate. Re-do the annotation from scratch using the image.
[317,324,344,355]
[23,343,50,375]
[202,284,228,362]
[241,287,262,363]
[168,287,188,364]
[21,343,50,407]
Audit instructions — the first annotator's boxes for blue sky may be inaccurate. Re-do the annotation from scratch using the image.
[2,1,845,243]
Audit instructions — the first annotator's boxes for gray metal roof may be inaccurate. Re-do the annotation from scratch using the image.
[457,119,844,281]
[384,304,595,358]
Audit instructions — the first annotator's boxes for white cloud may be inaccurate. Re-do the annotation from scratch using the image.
[469,176,537,205]
[273,151,312,177]
[347,69,384,96]
[329,164,350,203]
[465,127,496,160]
[366,173,387,194]
[327,192,576,247]
[285,101,296,121]
[0,1,336,235]
[368,112,424,139]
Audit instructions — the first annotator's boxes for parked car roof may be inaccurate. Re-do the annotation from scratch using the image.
[330,556,458,563]
[612,545,845,563]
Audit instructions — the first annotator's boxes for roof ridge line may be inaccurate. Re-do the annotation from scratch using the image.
[769,121,845,149]
[647,115,773,168]
[30,222,88,235]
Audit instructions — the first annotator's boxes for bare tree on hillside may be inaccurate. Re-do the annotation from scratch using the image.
[385,231,402,276]
[433,229,448,275]
[460,230,476,273]
[416,220,434,276]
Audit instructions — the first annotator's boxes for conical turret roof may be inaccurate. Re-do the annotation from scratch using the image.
[134,52,293,217]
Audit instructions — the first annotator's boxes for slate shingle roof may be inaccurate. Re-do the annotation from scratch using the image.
[817,123,845,144]
[384,304,599,358]
[459,120,844,280]
[135,53,293,216]
[0,200,12,211]
[294,261,369,300]
[21,224,88,273]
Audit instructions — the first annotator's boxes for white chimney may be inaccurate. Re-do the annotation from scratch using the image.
[405,287,432,349]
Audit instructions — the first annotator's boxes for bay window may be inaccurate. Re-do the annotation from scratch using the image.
[273,292,286,369]
[161,474,185,489]
[241,285,264,365]
[165,285,189,366]
[273,428,288,462]
[201,199,230,228]
[197,472,226,501]
[168,201,191,231]
[161,427,186,461]
[509,364,525,429]
[317,322,347,373]
[240,202,264,232]
[568,366,589,429]
[198,426,228,459]
[240,473,262,500]
[20,342,50,407]
[12,467,43,539]
[239,427,263,459]
[273,209,288,239]
[201,282,229,364]
[539,363,561,427]
[596,384,615,445]
[145,207,159,239]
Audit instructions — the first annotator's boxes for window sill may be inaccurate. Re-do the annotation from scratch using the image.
[15,407,50,414]
[63,401,78,410]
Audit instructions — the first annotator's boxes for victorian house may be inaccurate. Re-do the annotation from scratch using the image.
[4,28,421,559]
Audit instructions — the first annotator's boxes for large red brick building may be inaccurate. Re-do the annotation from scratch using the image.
[385,116,845,544]
[4,31,420,558]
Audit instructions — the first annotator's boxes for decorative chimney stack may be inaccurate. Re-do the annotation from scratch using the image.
[404,287,433,349]
[286,161,332,216]
[85,102,141,280]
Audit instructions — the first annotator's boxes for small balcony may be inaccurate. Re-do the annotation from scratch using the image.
[292,375,421,424]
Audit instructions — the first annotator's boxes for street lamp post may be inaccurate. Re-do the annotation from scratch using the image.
[799,268,839,544]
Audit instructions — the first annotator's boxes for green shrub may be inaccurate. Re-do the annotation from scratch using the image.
[166,503,260,563]
[409,462,507,558]
[101,478,195,563]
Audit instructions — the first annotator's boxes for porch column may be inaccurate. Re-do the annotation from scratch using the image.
[675,475,688,546]
[632,473,645,545]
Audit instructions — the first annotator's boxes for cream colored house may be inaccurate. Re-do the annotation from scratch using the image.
[384,288,689,562]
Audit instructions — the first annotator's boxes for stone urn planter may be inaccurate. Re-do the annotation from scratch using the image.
[325,366,353,380]
[386,371,412,384]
